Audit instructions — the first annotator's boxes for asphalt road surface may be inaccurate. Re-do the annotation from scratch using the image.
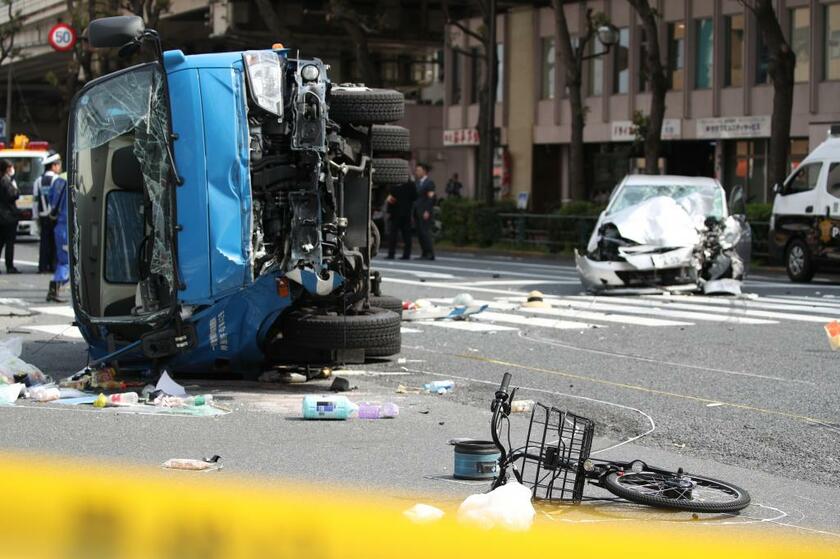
[1,241,839,540]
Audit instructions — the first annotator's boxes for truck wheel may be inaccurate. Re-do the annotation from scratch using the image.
[329,87,405,125]
[371,125,410,153]
[372,158,410,186]
[282,307,401,353]
[370,295,403,317]
[785,239,815,282]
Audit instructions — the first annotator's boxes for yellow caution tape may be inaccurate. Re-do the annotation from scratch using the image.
[0,452,836,559]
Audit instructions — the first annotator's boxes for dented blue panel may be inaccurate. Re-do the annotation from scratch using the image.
[201,66,252,296]
[168,67,212,303]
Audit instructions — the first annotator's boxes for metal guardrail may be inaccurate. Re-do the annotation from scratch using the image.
[495,213,771,260]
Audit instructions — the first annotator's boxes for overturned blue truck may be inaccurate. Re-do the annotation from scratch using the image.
[68,16,406,376]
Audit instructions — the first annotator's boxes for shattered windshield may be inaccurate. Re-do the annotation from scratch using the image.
[608,183,725,219]
[70,64,176,321]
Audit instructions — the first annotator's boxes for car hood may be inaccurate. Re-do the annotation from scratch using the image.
[599,196,703,249]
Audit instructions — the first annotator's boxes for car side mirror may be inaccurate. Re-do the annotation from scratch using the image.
[728,185,747,216]
[772,183,783,195]
[87,16,145,49]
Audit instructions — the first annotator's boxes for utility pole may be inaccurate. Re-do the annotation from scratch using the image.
[483,0,496,204]
[4,62,10,141]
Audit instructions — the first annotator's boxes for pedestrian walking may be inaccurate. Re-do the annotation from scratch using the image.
[0,159,20,274]
[46,170,69,303]
[445,173,463,198]
[413,163,436,260]
[385,179,417,260]
[35,152,61,273]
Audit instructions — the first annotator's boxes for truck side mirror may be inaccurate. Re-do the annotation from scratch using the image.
[728,185,747,216]
[87,16,145,49]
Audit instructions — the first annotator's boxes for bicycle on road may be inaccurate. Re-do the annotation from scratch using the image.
[490,373,751,513]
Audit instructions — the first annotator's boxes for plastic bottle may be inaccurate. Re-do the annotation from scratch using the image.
[29,386,60,402]
[106,392,139,406]
[301,395,358,420]
[423,380,455,394]
[357,402,400,419]
[184,395,213,407]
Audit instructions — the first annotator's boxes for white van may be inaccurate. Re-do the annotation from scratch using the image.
[769,128,840,282]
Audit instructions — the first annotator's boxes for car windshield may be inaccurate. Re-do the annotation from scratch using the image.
[607,182,725,218]
[7,157,44,195]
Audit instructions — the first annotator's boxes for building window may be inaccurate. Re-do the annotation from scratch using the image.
[589,41,604,95]
[668,22,685,90]
[724,14,744,87]
[541,37,555,99]
[825,4,840,80]
[756,29,770,84]
[496,43,504,103]
[613,27,630,94]
[725,140,767,203]
[790,8,810,83]
[790,138,809,172]
[638,26,650,92]
[450,49,461,104]
[695,18,714,89]
[469,47,481,104]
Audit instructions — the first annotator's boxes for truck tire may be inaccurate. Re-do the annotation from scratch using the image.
[371,125,410,153]
[369,295,403,317]
[785,239,815,282]
[282,307,401,353]
[372,158,410,186]
[329,87,405,125]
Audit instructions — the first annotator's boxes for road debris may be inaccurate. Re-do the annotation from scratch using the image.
[457,480,535,531]
[301,395,358,419]
[156,370,186,397]
[162,455,222,472]
[28,386,60,402]
[396,384,422,394]
[423,380,454,394]
[0,338,44,382]
[357,402,399,419]
[403,295,488,322]
[824,320,840,351]
[403,504,444,524]
[510,400,535,414]
[329,377,353,392]
[0,383,23,405]
[521,291,550,309]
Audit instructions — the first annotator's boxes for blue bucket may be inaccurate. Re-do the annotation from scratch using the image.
[453,440,500,480]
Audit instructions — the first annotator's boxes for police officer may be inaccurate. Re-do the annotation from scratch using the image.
[46,169,69,303]
[0,159,19,274]
[35,152,61,273]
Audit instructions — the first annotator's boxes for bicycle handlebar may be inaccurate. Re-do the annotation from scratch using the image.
[498,373,511,396]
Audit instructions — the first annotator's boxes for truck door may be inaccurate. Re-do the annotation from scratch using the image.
[772,161,823,255]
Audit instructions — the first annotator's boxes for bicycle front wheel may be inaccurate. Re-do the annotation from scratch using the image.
[603,470,750,513]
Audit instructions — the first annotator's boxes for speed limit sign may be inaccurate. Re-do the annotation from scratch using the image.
[48,23,77,52]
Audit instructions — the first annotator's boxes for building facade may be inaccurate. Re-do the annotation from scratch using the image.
[443,0,840,210]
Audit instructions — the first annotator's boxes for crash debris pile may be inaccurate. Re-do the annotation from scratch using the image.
[402,294,488,321]
[0,338,225,416]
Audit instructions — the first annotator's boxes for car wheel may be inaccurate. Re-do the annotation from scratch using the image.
[329,87,405,125]
[369,295,403,317]
[785,239,815,282]
[370,125,410,153]
[281,307,401,354]
[372,158,410,186]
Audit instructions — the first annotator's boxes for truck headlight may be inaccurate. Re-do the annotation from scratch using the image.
[301,64,319,82]
[243,50,284,118]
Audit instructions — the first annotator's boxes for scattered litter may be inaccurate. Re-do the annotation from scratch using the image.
[0,338,44,381]
[521,290,550,309]
[423,380,454,394]
[156,370,186,397]
[162,455,222,472]
[90,367,127,391]
[93,393,107,408]
[457,480,535,531]
[329,377,353,392]
[403,295,488,322]
[106,392,140,406]
[825,320,840,351]
[56,396,98,405]
[510,400,535,414]
[673,443,686,449]
[301,395,358,419]
[396,358,425,364]
[258,371,307,383]
[28,386,60,402]
[0,383,23,405]
[403,504,444,524]
[706,402,725,408]
[58,387,88,399]
[396,384,422,395]
[357,402,399,419]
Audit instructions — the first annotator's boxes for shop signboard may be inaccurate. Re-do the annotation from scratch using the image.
[611,119,681,142]
[696,116,771,139]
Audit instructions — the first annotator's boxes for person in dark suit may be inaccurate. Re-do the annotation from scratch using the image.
[413,162,436,260]
[385,179,417,260]
[0,159,20,274]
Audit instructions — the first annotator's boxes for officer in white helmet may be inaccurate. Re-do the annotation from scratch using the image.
[35,151,61,274]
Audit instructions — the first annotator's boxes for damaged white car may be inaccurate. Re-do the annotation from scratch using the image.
[575,175,751,295]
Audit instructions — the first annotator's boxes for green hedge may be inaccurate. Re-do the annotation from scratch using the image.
[547,201,606,252]
[745,203,772,223]
[439,199,517,247]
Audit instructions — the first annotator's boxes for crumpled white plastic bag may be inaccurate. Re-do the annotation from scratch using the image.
[0,338,43,380]
[456,480,536,531]
[403,503,445,524]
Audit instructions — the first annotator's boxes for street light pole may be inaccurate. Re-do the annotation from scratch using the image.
[4,62,11,141]
[484,0,496,205]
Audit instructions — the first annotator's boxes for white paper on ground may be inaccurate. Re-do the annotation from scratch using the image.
[457,480,536,531]
[403,503,445,524]
[155,371,186,397]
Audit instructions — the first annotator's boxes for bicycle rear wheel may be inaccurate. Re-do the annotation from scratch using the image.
[603,470,750,513]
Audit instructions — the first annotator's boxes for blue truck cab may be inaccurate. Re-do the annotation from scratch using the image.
[68,16,406,375]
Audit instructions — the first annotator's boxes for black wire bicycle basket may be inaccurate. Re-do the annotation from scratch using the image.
[519,403,594,502]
